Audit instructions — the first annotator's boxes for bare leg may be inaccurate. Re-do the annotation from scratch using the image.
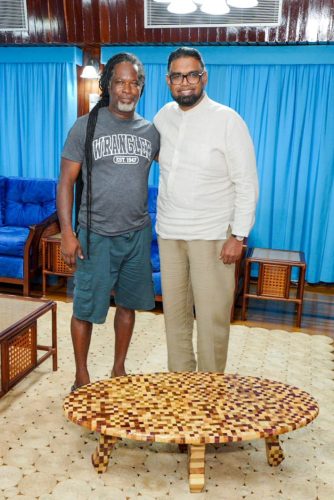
[71,315,93,387]
[112,306,135,376]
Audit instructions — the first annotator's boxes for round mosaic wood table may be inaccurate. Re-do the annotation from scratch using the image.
[63,372,319,493]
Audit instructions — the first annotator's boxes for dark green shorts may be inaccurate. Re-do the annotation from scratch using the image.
[73,224,155,324]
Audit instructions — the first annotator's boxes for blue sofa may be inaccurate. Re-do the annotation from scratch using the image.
[0,176,59,295]
[148,186,161,299]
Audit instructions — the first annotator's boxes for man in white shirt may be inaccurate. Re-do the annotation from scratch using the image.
[154,47,259,373]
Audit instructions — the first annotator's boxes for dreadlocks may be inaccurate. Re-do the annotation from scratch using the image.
[77,52,145,257]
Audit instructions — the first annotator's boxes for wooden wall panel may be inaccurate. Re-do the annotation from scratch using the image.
[77,46,102,117]
[0,0,333,46]
[1,0,332,118]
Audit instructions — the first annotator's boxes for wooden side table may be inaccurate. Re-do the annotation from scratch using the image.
[241,248,306,327]
[41,233,74,296]
[0,294,57,397]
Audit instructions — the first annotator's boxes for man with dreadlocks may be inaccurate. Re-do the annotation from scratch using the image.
[57,53,160,391]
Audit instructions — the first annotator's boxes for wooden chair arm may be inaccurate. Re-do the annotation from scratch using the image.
[24,212,60,273]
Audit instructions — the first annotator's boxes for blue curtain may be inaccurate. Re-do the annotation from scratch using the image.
[0,47,80,179]
[102,46,334,284]
[206,63,334,284]
[136,63,171,186]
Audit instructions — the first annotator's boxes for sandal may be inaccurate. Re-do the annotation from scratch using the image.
[70,382,83,392]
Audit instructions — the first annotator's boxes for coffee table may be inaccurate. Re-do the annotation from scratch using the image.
[0,294,57,397]
[64,372,318,493]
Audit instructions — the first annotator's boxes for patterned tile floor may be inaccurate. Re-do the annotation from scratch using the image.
[0,302,333,499]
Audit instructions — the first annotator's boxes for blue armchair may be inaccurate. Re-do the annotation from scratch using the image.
[0,176,59,295]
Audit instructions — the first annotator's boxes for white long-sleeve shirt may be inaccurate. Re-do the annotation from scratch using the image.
[153,94,259,240]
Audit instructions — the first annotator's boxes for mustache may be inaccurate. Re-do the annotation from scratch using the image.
[173,88,204,107]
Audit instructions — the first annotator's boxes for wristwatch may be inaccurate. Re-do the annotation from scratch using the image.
[231,234,244,242]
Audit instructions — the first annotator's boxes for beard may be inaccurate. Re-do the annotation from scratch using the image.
[172,88,204,107]
[117,101,136,112]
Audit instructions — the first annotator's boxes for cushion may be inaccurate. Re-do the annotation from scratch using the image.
[0,226,30,257]
[4,177,57,227]
[149,211,158,241]
[148,186,158,214]
[0,255,24,279]
[151,239,160,273]
[152,271,162,296]
[0,176,6,226]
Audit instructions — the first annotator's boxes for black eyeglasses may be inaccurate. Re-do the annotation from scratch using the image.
[168,71,205,85]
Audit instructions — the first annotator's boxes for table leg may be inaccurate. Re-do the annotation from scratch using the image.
[178,443,188,453]
[265,436,285,466]
[188,444,205,493]
[42,240,47,297]
[92,434,119,473]
[51,303,57,371]
[241,260,251,320]
[296,266,306,327]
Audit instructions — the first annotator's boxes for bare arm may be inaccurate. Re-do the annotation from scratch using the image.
[57,158,84,267]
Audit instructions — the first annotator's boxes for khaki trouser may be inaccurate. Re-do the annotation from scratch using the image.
[158,237,236,372]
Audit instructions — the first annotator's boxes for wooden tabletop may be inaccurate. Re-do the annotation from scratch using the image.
[0,294,54,335]
[247,247,306,265]
[64,372,319,445]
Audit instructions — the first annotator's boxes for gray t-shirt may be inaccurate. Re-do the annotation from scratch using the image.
[62,107,160,236]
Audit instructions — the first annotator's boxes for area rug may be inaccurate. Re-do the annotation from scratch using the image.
[0,301,333,500]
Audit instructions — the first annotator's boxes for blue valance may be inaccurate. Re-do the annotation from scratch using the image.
[102,45,334,65]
